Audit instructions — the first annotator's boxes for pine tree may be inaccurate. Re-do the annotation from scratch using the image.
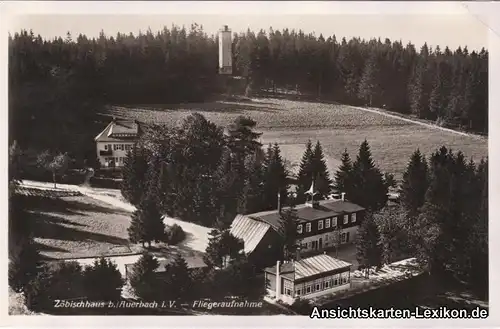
[296,140,314,203]
[356,213,382,276]
[311,141,332,199]
[127,194,166,248]
[350,140,388,211]
[333,148,353,197]
[203,228,244,269]
[128,253,160,301]
[358,52,379,106]
[121,145,149,206]
[163,254,193,300]
[279,204,299,261]
[9,237,41,292]
[400,149,430,215]
[262,143,289,210]
[83,258,124,301]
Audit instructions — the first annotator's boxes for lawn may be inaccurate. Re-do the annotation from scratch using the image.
[28,194,138,259]
[104,98,488,181]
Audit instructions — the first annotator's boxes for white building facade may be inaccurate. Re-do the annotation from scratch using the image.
[94,119,140,168]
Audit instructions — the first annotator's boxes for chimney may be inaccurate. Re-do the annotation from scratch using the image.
[224,25,229,31]
[277,191,282,213]
[275,260,281,299]
[295,247,301,261]
[341,192,346,202]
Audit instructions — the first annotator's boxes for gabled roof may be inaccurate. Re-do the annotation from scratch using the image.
[248,199,365,231]
[230,214,272,254]
[265,254,352,281]
[95,119,140,142]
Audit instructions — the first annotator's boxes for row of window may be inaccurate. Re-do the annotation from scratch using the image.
[298,232,350,250]
[103,144,133,151]
[297,213,357,234]
[294,276,350,296]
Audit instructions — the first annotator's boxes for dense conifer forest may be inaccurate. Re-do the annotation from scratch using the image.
[9,24,488,157]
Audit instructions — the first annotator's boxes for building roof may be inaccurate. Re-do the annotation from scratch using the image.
[265,254,352,281]
[95,119,140,142]
[230,214,272,254]
[248,199,365,231]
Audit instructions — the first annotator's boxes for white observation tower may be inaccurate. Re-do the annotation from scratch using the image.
[218,25,232,75]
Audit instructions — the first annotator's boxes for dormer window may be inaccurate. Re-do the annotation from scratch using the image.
[325,218,331,228]
[297,224,303,234]
[343,214,349,224]
[332,217,337,227]
[318,220,323,230]
[306,223,311,232]
[352,213,357,223]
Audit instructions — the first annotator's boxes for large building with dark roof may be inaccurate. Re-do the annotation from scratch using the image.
[230,188,365,267]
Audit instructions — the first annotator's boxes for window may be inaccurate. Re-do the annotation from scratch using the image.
[306,286,311,294]
[318,220,323,230]
[332,217,337,227]
[297,224,303,234]
[352,213,357,223]
[324,281,330,289]
[316,284,321,291]
[104,145,109,150]
[286,289,291,296]
[125,144,132,151]
[334,278,338,286]
[306,223,311,232]
[296,289,301,296]
[341,233,347,243]
[343,214,349,224]
[325,218,331,228]
[113,144,118,150]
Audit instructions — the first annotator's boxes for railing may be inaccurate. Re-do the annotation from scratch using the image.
[99,150,112,156]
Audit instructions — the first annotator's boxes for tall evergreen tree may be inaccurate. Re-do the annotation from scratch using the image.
[356,212,382,277]
[127,194,166,248]
[204,228,245,269]
[121,145,149,206]
[333,148,353,197]
[350,140,388,211]
[278,203,299,261]
[83,258,124,301]
[400,149,430,215]
[128,253,160,301]
[163,254,193,301]
[296,140,314,203]
[311,141,332,199]
[262,143,289,210]
[9,237,41,293]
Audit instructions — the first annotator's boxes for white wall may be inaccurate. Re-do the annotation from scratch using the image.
[96,141,135,167]
[218,30,232,74]
[296,226,359,252]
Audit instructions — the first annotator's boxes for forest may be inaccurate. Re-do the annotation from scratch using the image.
[9,24,488,161]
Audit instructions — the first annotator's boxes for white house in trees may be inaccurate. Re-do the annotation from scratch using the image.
[94,118,141,168]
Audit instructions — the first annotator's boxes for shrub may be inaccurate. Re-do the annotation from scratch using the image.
[165,224,186,245]
[290,298,313,315]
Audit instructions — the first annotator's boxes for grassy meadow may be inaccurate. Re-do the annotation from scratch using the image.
[104,98,488,181]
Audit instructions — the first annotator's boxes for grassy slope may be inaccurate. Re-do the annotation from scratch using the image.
[104,98,488,181]
[29,195,135,259]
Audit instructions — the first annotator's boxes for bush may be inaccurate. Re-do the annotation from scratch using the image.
[164,224,186,245]
[290,298,313,315]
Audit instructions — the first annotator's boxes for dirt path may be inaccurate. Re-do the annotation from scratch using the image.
[347,105,486,140]
[20,180,210,252]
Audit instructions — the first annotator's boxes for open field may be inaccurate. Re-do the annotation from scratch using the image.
[105,98,488,181]
[28,194,137,259]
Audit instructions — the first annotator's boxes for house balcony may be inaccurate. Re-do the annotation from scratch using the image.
[99,150,112,156]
